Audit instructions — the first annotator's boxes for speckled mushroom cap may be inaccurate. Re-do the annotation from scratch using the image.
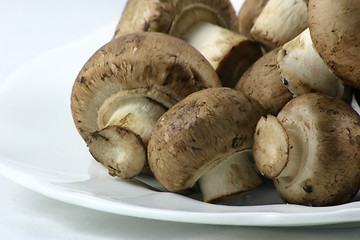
[114,0,239,39]
[257,93,360,206]
[148,87,265,192]
[71,32,221,140]
[308,0,360,88]
[234,47,293,115]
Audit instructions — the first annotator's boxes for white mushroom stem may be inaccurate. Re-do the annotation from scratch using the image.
[181,21,248,71]
[97,92,167,144]
[180,21,262,87]
[87,91,167,179]
[277,28,347,99]
[198,151,263,203]
[250,0,308,49]
[253,115,304,181]
[87,126,147,179]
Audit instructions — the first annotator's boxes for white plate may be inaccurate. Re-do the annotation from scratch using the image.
[1,14,360,229]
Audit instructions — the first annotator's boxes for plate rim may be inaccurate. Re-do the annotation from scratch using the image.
[1,157,360,227]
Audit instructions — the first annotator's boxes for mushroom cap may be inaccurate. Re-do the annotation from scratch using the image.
[114,0,239,39]
[147,87,265,192]
[71,32,221,140]
[308,0,360,88]
[234,47,293,115]
[274,93,360,206]
[237,0,268,37]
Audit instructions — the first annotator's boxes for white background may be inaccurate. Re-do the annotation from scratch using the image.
[1,0,360,239]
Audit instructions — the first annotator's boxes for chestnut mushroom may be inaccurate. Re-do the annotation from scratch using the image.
[71,32,221,179]
[277,0,360,99]
[277,28,351,101]
[253,93,360,206]
[113,0,263,88]
[249,0,308,50]
[307,0,360,89]
[148,88,265,203]
[234,47,293,115]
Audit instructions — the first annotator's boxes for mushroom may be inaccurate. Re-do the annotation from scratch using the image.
[148,87,265,203]
[237,0,268,38]
[113,0,263,88]
[253,93,360,206]
[307,0,360,89]
[71,32,221,179]
[277,28,352,101]
[249,0,308,50]
[234,47,293,115]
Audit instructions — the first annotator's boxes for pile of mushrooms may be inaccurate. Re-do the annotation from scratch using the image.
[236,0,360,206]
[71,32,221,178]
[70,0,360,206]
[114,0,263,88]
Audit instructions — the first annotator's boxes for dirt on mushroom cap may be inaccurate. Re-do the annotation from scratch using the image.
[71,32,221,140]
[114,0,239,38]
[147,87,265,192]
[274,93,360,206]
[234,47,293,115]
[308,0,360,88]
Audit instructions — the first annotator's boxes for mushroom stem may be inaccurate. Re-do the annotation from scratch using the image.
[277,28,349,99]
[87,91,167,179]
[253,115,303,181]
[87,126,147,179]
[199,150,263,203]
[250,0,308,50]
[97,91,167,144]
[181,21,262,88]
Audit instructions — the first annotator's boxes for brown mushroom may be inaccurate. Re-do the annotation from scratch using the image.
[277,28,352,101]
[234,47,293,115]
[308,0,360,89]
[249,0,308,50]
[253,93,360,206]
[71,32,221,179]
[148,88,265,203]
[277,0,360,100]
[113,0,263,88]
